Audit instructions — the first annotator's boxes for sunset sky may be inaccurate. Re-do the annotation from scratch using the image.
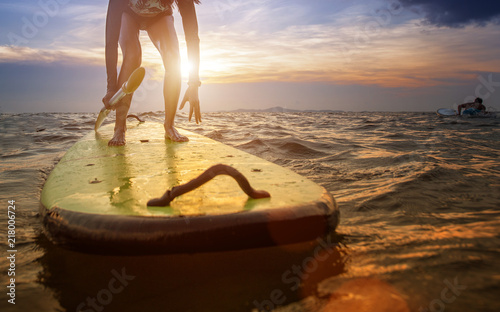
[1,0,499,112]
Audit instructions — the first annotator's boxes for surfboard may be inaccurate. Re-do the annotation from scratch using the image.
[436,107,497,118]
[40,121,339,255]
[436,108,457,117]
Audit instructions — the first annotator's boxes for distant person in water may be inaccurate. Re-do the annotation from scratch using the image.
[457,97,485,116]
[103,0,201,146]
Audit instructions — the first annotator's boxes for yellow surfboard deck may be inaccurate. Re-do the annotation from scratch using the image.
[40,122,338,254]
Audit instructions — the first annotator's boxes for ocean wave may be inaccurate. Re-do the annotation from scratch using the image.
[1,111,499,312]
[236,137,328,159]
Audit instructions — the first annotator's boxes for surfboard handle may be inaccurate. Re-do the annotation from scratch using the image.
[147,164,271,207]
[126,114,144,122]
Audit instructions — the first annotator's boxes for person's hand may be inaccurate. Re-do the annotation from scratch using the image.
[102,89,117,110]
[179,84,201,124]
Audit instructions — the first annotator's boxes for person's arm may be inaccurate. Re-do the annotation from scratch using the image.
[103,0,126,108]
[178,0,201,123]
[178,0,200,84]
[457,103,466,115]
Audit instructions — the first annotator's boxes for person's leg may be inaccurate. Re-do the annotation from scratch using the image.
[146,15,187,142]
[109,13,142,146]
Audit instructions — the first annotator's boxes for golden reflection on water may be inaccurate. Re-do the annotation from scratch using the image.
[343,218,500,255]
[320,278,410,312]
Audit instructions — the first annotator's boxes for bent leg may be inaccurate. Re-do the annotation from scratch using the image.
[147,15,187,142]
[109,13,142,146]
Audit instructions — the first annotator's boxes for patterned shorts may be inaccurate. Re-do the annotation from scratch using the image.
[124,4,173,30]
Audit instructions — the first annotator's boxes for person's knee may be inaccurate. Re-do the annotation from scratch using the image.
[163,50,180,70]
[165,62,180,77]
[122,45,142,66]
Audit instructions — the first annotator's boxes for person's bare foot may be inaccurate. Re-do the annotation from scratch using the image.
[165,124,188,142]
[108,128,126,146]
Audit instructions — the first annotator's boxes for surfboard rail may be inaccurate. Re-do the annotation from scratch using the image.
[41,192,338,255]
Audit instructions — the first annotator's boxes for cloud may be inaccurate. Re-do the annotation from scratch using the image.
[196,13,500,88]
[397,0,500,27]
[0,45,102,65]
[2,0,500,90]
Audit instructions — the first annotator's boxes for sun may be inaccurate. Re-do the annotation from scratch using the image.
[181,59,192,80]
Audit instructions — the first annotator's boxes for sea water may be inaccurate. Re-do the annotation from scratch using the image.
[0,112,499,312]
